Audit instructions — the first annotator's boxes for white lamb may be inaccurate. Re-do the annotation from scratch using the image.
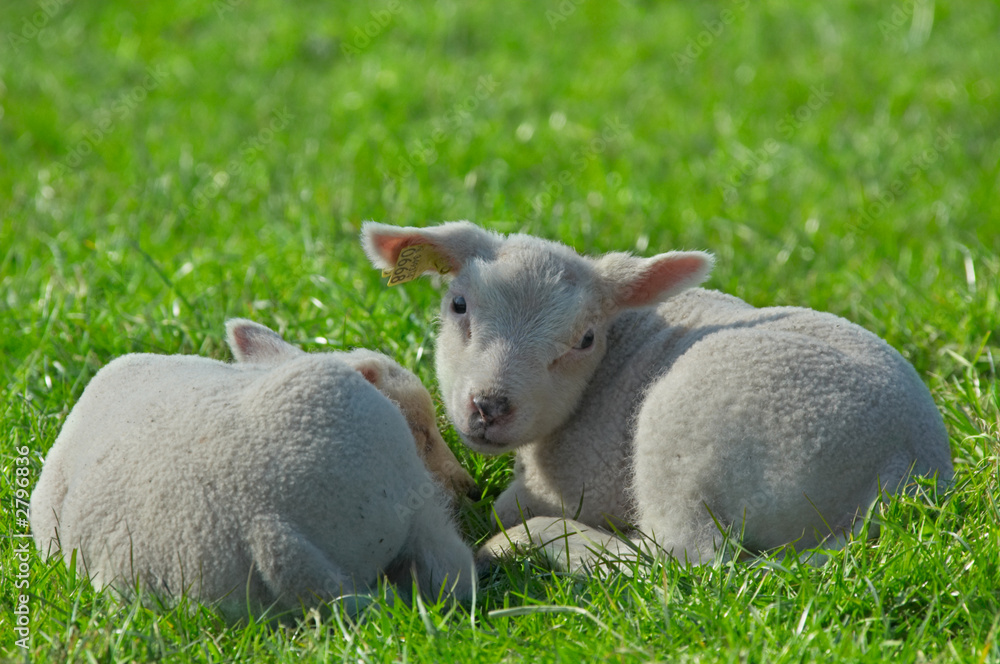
[362,221,954,567]
[30,319,476,619]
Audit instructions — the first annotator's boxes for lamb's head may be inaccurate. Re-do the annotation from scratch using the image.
[361,222,714,455]
[337,348,480,500]
[225,318,479,500]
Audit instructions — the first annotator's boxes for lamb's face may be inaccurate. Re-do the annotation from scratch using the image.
[435,239,611,454]
[361,221,715,456]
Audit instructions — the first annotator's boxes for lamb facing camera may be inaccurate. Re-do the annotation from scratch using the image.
[362,221,953,567]
[30,319,475,620]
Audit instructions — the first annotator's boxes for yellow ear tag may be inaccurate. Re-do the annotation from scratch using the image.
[381,244,452,286]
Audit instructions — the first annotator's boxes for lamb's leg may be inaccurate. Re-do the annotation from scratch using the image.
[29,453,69,560]
[477,516,640,573]
[631,327,905,564]
[247,515,359,618]
[387,497,475,602]
[642,506,726,565]
[492,478,541,528]
[630,360,744,566]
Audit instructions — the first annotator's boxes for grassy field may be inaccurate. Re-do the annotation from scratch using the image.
[2,0,999,661]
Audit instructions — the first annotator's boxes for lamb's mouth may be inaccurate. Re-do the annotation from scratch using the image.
[459,431,518,455]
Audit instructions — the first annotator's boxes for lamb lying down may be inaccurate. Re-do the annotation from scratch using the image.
[362,221,954,568]
[30,319,476,619]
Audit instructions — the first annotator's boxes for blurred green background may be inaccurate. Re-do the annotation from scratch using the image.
[2,1,997,368]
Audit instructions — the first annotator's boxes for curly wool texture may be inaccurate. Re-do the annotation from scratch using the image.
[30,320,474,619]
[362,222,953,567]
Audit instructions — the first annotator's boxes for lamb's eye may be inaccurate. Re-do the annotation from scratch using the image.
[576,329,595,350]
[452,296,467,315]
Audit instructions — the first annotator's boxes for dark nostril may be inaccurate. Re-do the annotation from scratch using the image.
[471,394,511,426]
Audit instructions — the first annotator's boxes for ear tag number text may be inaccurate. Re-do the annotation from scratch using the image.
[382,244,452,286]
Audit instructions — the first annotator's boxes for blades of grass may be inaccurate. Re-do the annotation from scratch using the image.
[488,604,624,641]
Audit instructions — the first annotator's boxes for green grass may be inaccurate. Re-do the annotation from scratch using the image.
[2,0,999,661]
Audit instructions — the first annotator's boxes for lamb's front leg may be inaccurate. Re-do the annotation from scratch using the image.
[493,445,601,528]
[492,478,540,528]
[477,516,635,573]
[493,471,587,528]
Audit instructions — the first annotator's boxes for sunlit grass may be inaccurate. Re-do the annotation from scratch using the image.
[1,0,998,661]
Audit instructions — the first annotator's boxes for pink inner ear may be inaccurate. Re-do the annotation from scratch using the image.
[370,231,463,273]
[358,365,380,385]
[231,325,259,359]
[620,254,709,308]
[372,232,449,267]
[228,321,297,363]
[370,233,411,265]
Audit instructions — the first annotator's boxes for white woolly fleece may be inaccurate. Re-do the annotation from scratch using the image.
[361,222,953,567]
[30,320,474,620]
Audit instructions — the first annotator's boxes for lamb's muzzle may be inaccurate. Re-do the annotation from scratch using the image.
[469,393,513,432]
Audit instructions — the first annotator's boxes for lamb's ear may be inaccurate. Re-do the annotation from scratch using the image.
[597,250,714,310]
[360,221,501,280]
[225,319,304,365]
[345,354,383,386]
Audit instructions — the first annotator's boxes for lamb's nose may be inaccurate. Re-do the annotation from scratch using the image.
[471,394,511,426]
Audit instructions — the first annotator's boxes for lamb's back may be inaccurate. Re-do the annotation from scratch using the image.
[544,288,949,525]
[33,352,424,597]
